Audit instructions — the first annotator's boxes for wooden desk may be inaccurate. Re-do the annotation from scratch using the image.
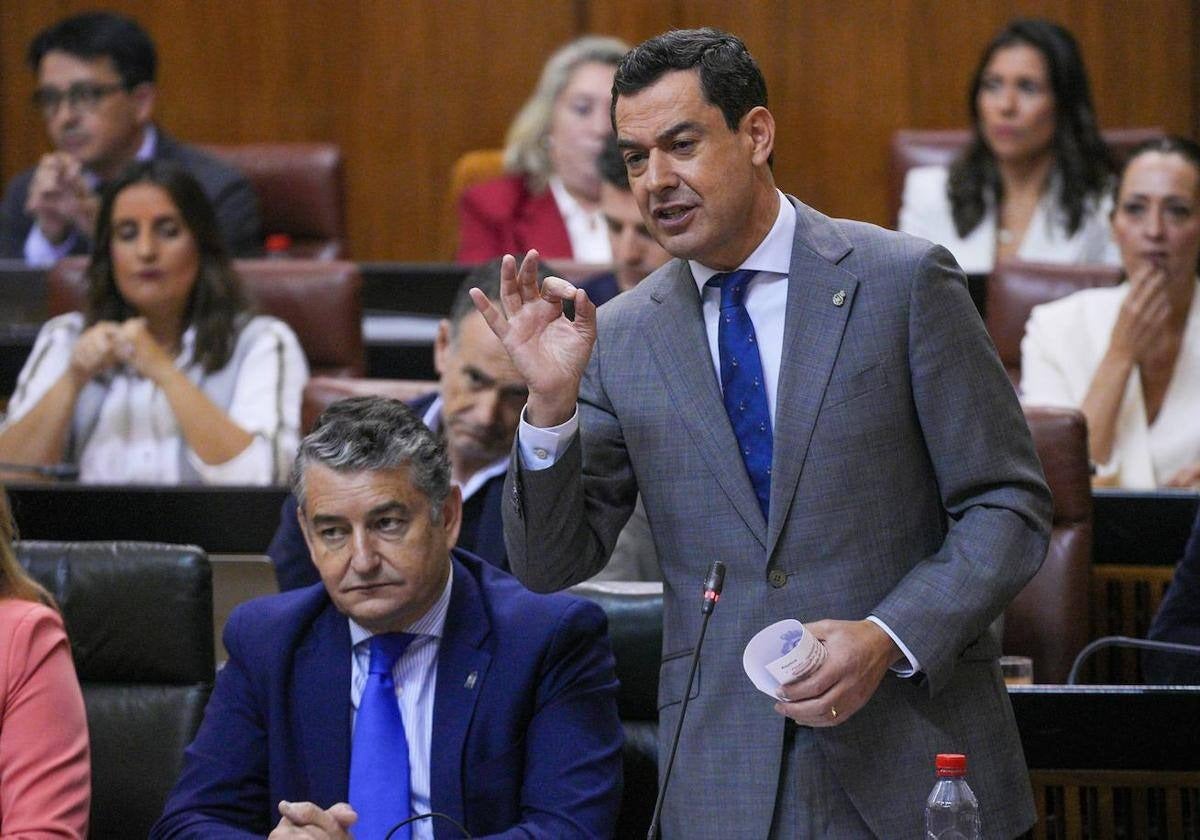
[1011,686,1200,838]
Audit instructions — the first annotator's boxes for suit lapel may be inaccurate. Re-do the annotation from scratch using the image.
[429,556,492,823]
[766,199,859,558]
[294,603,353,806]
[645,263,767,545]
[516,187,572,258]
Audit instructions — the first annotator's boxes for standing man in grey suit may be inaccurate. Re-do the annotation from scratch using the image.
[0,12,260,263]
[474,28,1052,838]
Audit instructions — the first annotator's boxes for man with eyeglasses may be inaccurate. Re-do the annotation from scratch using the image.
[0,12,261,264]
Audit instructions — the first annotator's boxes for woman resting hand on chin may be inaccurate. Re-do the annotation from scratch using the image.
[0,160,307,484]
[1021,137,1200,489]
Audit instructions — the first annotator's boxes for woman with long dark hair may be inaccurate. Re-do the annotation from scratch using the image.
[0,487,90,836]
[1022,137,1200,488]
[900,19,1118,273]
[0,160,307,483]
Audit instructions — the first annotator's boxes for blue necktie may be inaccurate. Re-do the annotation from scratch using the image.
[349,633,416,840]
[708,269,773,518]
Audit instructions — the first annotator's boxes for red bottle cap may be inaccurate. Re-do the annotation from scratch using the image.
[935,753,967,776]
[265,233,293,254]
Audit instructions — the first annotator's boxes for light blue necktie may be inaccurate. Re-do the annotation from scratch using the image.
[707,269,773,518]
[349,633,416,840]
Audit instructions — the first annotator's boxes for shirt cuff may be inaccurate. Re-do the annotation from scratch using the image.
[516,405,578,471]
[185,435,275,485]
[866,615,921,678]
[25,224,77,267]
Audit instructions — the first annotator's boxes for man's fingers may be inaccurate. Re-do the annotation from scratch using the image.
[539,275,578,303]
[470,287,509,340]
[516,249,542,304]
[326,802,358,828]
[498,253,524,316]
[277,800,342,831]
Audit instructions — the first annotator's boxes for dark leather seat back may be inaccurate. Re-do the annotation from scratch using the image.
[985,260,1122,386]
[301,376,437,433]
[889,126,1165,225]
[198,142,346,259]
[16,541,214,840]
[48,256,364,378]
[569,580,663,839]
[1003,407,1093,683]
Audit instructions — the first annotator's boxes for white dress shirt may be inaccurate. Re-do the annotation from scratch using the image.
[517,189,921,674]
[349,564,452,840]
[24,126,158,266]
[548,176,612,264]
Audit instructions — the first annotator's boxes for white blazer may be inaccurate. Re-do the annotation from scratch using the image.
[898,165,1120,274]
[1020,282,1200,488]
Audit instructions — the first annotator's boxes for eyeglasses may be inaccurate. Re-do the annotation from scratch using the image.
[32,82,126,118]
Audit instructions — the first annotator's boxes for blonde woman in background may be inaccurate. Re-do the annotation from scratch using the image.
[456,35,628,263]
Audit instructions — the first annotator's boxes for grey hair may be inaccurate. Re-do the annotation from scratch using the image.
[291,396,451,521]
[503,34,628,189]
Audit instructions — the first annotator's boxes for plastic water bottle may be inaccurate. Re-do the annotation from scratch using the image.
[925,753,981,840]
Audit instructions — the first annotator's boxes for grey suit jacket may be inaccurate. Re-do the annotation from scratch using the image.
[505,197,1052,838]
[0,128,261,259]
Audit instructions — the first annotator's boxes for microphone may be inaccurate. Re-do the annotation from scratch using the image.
[1067,635,1200,685]
[0,461,80,480]
[384,811,472,839]
[647,560,725,840]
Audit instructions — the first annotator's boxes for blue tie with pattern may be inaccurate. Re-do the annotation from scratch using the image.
[349,632,417,840]
[707,269,773,518]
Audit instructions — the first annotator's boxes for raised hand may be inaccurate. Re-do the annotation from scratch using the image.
[470,250,597,427]
[1109,264,1171,365]
[24,153,99,244]
[68,321,122,387]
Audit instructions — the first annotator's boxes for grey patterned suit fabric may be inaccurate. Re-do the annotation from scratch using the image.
[504,196,1052,838]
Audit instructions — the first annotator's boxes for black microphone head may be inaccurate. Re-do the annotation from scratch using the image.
[704,561,726,595]
[701,561,725,614]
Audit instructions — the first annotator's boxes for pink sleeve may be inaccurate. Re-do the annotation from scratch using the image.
[0,600,90,839]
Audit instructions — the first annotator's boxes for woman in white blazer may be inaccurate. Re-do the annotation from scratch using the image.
[1022,137,1200,489]
[899,19,1118,274]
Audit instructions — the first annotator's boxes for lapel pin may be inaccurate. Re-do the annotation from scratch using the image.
[464,671,478,690]
[832,290,846,307]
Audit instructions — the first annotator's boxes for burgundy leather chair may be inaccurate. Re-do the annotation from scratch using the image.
[889,127,1165,226]
[1003,405,1093,683]
[198,142,346,259]
[47,257,364,378]
[985,259,1122,387]
[301,375,437,433]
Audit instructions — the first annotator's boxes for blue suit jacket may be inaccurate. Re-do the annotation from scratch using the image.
[151,550,623,839]
[269,393,509,591]
[1146,506,1200,682]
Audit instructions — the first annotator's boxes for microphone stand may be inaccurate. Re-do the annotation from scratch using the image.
[646,561,725,840]
[1067,635,1200,685]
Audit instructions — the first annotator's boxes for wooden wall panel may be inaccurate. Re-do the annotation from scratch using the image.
[1,0,1196,259]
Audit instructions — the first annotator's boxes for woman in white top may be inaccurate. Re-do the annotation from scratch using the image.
[0,160,307,485]
[1022,137,1200,489]
[899,19,1118,274]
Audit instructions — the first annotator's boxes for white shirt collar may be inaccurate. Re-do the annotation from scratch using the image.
[690,189,795,294]
[422,395,508,502]
[348,560,453,647]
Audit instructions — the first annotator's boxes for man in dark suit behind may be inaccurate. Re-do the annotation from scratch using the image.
[268,259,545,590]
[152,396,622,838]
[0,12,260,262]
[475,28,1051,838]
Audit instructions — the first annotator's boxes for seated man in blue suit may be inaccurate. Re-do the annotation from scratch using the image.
[152,396,623,839]
[268,258,548,590]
